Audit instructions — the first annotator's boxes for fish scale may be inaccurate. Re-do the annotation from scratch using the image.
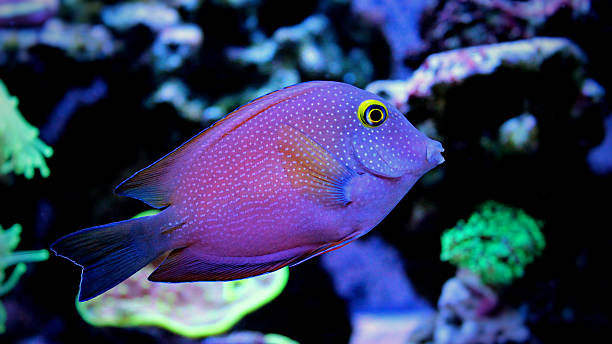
[51,81,445,301]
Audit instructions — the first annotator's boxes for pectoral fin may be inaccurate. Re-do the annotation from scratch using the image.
[277,124,355,207]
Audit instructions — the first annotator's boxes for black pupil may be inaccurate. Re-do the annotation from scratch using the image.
[367,106,385,124]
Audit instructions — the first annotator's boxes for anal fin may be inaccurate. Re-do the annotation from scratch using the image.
[149,232,363,282]
[148,246,299,282]
[288,231,362,267]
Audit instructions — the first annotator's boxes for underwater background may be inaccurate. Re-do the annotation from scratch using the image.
[1,0,611,343]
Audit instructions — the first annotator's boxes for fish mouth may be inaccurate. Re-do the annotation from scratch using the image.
[426,140,445,166]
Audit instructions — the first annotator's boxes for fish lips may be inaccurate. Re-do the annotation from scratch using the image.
[352,135,445,179]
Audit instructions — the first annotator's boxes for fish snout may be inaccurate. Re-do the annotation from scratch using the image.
[426,140,445,166]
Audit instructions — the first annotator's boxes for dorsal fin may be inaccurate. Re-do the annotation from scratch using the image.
[114,81,326,208]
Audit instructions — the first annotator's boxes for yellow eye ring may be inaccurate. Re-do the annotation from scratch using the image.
[357,99,388,128]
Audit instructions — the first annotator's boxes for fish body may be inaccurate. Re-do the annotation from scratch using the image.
[52,81,444,301]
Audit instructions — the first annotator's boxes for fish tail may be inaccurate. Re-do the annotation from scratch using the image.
[51,213,169,301]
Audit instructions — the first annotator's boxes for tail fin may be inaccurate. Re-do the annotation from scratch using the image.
[51,215,165,301]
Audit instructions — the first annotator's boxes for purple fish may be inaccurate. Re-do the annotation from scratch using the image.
[51,81,444,301]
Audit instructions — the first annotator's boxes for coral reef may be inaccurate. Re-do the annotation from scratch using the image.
[440,201,545,286]
[366,37,585,113]
[0,79,53,179]
[420,0,590,52]
[0,223,49,333]
[203,13,374,122]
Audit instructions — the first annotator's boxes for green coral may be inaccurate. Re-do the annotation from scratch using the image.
[0,79,53,179]
[440,201,545,286]
[0,223,50,333]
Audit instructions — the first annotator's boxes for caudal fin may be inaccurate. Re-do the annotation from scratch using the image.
[51,215,165,301]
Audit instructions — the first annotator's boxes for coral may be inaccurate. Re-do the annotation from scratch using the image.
[227,14,373,84]
[147,78,208,122]
[322,234,434,343]
[203,13,373,122]
[0,18,118,64]
[76,263,289,338]
[497,113,538,153]
[0,223,49,333]
[0,0,58,27]
[350,310,434,344]
[408,270,531,344]
[588,113,612,175]
[440,201,545,286]
[433,270,530,344]
[481,113,539,157]
[0,79,53,179]
[321,235,431,312]
[203,331,299,344]
[100,1,204,75]
[149,23,203,73]
[100,2,180,33]
[350,0,429,77]
[420,0,590,52]
[367,37,585,113]
[75,210,289,338]
[470,0,590,25]
[40,78,107,145]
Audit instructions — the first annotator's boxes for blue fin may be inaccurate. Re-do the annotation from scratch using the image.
[277,124,355,207]
[51,215,168,301]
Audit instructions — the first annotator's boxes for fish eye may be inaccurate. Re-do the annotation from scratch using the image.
[357,99,388,128]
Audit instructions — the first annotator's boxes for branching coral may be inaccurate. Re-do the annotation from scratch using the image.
[0,223,49,333]
[440,201,545,286]
[0,79,53,179]
[75,210,290,338]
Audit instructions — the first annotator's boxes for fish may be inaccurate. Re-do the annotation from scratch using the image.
[51,81,445,301]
